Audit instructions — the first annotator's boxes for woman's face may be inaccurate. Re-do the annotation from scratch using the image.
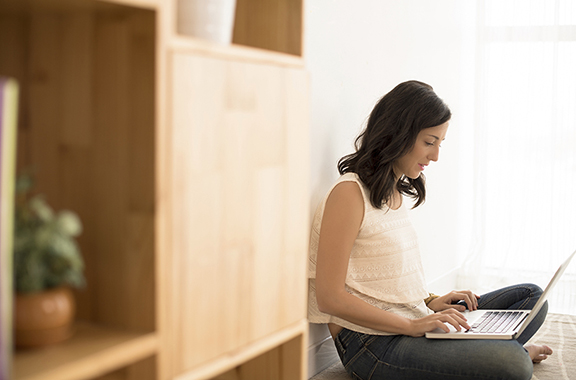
[393,121,450,180]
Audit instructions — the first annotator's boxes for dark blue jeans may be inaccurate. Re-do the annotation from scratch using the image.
[334,283,548,380]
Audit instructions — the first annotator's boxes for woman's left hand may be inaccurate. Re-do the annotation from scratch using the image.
[427,290,480,312]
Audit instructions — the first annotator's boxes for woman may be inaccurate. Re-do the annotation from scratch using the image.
[308,80,553,380]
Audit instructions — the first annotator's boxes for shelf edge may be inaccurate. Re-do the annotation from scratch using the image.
[18,331,159,380]
[168,36,305,68]
[97,0,159,10]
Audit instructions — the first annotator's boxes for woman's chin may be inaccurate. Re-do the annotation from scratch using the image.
[405,172,421,180]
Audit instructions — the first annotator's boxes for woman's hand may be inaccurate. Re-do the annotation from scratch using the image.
[407,309,470,337]
[427,290,480,312]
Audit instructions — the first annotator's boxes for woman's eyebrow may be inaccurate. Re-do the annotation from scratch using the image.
[427,134,445,141]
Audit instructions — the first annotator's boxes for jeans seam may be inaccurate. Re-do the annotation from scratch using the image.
[343,334,382,374]
[334,334,346,356]
[367,360,378,380]
[344,346,369,373]
[339,328,355,346]
[359,334,378,346]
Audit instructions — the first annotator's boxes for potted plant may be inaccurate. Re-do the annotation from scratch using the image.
[13,172,85,348]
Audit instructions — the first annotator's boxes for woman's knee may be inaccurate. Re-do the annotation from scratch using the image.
[513,283,544,310]
[506,359,534,380]
[488,345,533,380]
[521,283,543,296]
[510,352,534,380]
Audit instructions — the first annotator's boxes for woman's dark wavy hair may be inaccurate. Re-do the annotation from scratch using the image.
[337,80,451,209]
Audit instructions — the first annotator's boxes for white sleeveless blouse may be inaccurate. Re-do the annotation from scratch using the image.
[308,173,432,335]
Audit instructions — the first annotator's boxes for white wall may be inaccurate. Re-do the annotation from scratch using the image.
[305,1,476,377]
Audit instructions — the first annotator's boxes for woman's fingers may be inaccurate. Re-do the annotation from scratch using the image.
[450,290,480,311]
[464,290,480,310]
[438,309,471,331]
[461,291,477,311]
[410,310,470,336]
[432,320,451,333]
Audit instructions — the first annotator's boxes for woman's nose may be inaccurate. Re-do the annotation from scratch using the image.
[429,147,440,162]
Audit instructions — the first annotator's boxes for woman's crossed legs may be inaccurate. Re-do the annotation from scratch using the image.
[334,283,552,380]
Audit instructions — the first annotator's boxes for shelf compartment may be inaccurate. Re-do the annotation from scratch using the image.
[169,0,303,58]
[13,322,158,380]
[0,0,157,330]
[1,4,158,379]
[233,0,303,56]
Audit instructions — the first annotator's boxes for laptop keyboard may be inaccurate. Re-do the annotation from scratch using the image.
[466,311,525,334]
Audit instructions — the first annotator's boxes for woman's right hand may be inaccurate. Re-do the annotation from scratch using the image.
[407,309,471,337]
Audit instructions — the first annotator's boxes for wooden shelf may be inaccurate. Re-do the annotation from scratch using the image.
[0,0,150,13]
[99,0,159,9]
[13,322,158,380]
[169,35,305,67]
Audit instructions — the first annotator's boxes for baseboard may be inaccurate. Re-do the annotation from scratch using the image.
[307,333,339,379]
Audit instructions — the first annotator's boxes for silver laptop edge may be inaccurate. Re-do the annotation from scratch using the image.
[512,248,576,338]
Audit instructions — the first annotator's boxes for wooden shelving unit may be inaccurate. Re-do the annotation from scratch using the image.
[0,0,309,379]
[13,323,158,380]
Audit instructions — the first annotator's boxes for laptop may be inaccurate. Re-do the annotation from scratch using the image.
[426,249,576,340]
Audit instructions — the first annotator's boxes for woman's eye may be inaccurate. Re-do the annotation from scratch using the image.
[425,142,434,146]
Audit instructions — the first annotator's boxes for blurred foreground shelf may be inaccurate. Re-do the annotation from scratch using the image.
[14,322,158,380]
[1,0,308,378]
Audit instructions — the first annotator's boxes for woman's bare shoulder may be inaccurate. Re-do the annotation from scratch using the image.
[324,180,364,222]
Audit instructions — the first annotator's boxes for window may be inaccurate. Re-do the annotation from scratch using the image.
[458,0,576,315]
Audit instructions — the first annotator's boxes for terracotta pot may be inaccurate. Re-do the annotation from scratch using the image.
[14,287,75,348]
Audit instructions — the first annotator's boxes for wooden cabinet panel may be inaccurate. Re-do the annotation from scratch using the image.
[168,52,309,374]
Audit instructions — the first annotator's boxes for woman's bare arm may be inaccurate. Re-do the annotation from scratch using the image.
[315,181,469,337]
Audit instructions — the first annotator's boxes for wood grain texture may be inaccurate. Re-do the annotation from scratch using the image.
[168,51,309,376]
